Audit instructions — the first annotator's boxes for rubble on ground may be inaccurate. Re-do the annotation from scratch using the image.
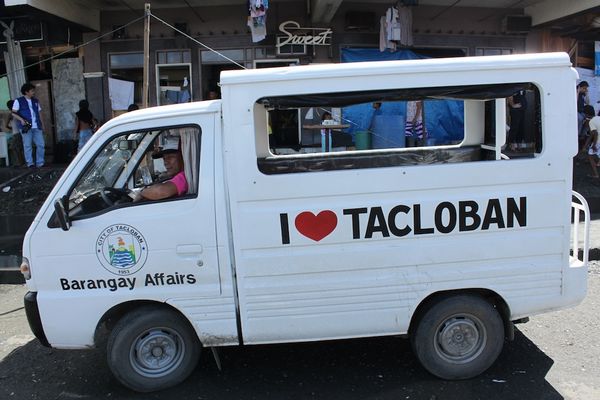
[0,168,65,216]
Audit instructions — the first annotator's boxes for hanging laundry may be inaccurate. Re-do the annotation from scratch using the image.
[398,6,413,46]
[379,8,396,52]
[178,89,191,103]
[379,16,387,52]
[386,7,401,42]
[247,0,269,43]
[379,5,413,51]
[164,90,179,104]
[178,76,191,103]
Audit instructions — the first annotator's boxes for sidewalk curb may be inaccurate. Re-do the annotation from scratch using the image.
[0,267,24,284]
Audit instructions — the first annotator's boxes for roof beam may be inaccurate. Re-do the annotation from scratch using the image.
[311,0,343,24]
[525,0,600,26]
[4,0,100,31]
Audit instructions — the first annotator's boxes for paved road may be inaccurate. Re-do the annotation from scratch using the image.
[1,264,599,400]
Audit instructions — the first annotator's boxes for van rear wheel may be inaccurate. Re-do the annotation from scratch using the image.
[410,294,504,380]
[107,307,200,392]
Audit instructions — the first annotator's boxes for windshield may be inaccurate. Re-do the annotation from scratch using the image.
[69,133,146,207]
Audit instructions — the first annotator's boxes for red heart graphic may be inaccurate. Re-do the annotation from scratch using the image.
[295,210,338,242]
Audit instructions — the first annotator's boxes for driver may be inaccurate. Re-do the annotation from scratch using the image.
[136,139,188,201]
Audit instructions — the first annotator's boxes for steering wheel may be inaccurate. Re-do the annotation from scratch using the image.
[100,187,132,206]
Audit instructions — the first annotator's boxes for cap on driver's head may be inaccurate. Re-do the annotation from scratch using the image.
[152,138,180,159]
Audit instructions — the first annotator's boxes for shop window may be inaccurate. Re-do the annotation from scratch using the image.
[276,36,307,55]
[109,53,143,68]
[201,49,245,64]
[475,48,513,56]
[109,52,143,105]
[157,50,191,64]
[156,64,192,105]
[255,83,541,174]
[255,48,266,58]
[254,59,299,69]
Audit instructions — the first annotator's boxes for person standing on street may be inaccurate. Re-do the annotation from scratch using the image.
[73,99,95,152]
[577,81,590,138]
[11,83,45,168]
[405,100,425,147]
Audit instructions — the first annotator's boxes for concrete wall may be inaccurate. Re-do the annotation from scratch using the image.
[51,58,85,142]
[82,32,105,123]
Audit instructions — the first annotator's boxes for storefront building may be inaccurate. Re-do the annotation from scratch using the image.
[2,0,600,157]
[90,1,535,119]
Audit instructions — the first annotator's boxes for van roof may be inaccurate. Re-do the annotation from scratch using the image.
[220,52,571,86]
[99,99,221,133]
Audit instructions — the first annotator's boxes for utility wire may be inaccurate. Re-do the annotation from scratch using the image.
[150,12,246,69]
[0,10,248,81]
[1,9,400,146]
[0,15,145,80]
[182,0,206,23]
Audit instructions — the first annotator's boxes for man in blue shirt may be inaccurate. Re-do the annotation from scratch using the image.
[11,83,45,168]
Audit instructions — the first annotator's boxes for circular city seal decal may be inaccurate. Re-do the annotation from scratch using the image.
[96,224,148,276]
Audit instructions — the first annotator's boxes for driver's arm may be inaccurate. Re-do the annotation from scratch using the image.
[138,181,178,201]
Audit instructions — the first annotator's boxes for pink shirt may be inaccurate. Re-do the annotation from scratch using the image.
[169,171,188,196]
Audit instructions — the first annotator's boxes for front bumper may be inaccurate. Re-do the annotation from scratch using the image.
[24,291,50,347]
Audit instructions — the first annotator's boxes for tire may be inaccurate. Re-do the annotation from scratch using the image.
[410,294,504,380]
[107,306,200,392]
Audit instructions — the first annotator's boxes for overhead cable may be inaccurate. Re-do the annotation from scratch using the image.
[150,12,247,69]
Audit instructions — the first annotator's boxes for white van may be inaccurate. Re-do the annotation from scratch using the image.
[21,52,589,392]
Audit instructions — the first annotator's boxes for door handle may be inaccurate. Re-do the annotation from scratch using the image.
[176,244,203,254]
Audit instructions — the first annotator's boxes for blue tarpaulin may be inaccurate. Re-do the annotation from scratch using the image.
[340,48,464,147]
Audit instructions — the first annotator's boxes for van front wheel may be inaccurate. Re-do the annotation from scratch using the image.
[410,295,504,380]
[107,307,200,392]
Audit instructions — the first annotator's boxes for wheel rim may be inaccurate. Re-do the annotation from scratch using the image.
[129,327,186,378]
[434,314,486,364]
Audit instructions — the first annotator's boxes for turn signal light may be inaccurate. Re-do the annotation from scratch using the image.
[20,257,31,280]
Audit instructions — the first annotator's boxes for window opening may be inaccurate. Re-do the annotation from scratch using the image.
[256,83,540,174]
[65,126,201,221]
[108,52,143,106]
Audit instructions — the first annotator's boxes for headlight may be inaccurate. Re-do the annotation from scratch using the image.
[20,257,31,280]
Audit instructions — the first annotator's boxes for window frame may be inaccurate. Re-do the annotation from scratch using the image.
[50,123,202,226]
[255,82,541,175]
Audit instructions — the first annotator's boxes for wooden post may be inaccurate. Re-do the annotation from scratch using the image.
[142,3,151,108]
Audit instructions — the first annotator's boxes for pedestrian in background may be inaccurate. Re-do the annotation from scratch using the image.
[577,81,590,137]
[582,105,600,179]
[507,90,528,152]
[74,99,95,152]
[405,100,425,147]
[11,82,45,168]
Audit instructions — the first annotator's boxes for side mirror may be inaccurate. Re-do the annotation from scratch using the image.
[54,196,71,231]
